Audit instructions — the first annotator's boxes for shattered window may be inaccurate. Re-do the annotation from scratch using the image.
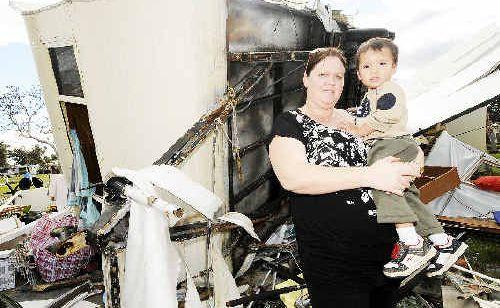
[49,46,84,97]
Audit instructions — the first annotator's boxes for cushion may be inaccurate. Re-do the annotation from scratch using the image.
[472,176,500,192]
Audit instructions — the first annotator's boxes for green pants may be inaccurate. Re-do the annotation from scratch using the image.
[367,137,444,236]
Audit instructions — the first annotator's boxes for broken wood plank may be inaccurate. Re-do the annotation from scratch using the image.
[228,51,309,62]
[226,284,306,307]
[154,63,273,166]
[437,216,500,234]
[169,216,269,242]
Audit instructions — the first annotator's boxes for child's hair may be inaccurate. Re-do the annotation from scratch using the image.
[356,37,398,68]
[305,47,347,76]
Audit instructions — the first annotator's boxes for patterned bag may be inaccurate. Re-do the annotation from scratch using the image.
[28,214,95,282]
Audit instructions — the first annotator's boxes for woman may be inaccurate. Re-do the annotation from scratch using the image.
[269,47,420,307]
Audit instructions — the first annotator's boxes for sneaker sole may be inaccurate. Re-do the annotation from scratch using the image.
[384,246,438,278]
[400,257,433,287]
[426,242,468,277]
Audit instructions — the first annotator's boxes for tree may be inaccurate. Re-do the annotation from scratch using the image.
[488,97,500,123]
[0,142,8,169]
[8,146,57,172]
[8,146,46,166]
[0,85,56,152]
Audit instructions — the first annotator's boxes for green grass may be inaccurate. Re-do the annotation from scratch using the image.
[0,174,50,197]
[489,153,500,175]
[490,167,500,176]
[466,152,500,279]
[464,235,500,279]
[473,151,500,177]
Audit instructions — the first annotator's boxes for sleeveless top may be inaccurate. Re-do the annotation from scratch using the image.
[271,109,396,290]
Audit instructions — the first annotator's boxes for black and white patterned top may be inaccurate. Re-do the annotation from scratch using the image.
[271,108,395,291]
[355,96,371,118]
[277,109,373,206]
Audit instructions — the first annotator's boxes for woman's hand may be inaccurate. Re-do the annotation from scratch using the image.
[406,146,425,182]
[366,156,420,196]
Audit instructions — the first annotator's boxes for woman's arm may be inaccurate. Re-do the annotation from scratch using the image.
[269,136,419,195]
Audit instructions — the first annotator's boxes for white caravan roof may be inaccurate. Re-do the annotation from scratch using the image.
[11,0,337,32]
[407,24,500,133]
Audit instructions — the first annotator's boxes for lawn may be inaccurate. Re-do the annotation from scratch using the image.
[489,152,500,175]
[473,151,500,177]
[464,234,500,279]
[464,151,500,279]
[0,174,50,197]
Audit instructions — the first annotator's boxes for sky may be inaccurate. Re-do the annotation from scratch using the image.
[0,2,37,89]
[329,0,498,86]
[0,0,498,149]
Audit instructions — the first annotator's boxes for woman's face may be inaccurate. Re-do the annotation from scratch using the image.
[303,56,345,110]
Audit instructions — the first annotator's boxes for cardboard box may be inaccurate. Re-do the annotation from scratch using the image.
[415,166,461,204]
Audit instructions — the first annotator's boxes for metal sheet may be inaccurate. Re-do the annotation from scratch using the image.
[228,0,329,52]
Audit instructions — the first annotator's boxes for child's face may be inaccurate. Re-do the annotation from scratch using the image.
[357,47,397,89]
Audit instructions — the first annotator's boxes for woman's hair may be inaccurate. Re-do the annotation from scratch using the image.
[355,37,398,68]
[305,47,347,76]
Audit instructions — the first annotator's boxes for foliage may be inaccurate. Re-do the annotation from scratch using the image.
[7,145,56,171]
[487,98,500,123]
[0,85,55,152]
[0,142,8,169]
[464,235,500,279]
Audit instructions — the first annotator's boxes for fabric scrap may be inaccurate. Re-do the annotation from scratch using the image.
[183,262,205,308]
[211,234,241,308]
[218,212,260,241]
[122,184,180,308]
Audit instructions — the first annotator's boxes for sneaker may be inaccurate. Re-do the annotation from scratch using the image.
[383,239,437,278]
[426,238,468,277]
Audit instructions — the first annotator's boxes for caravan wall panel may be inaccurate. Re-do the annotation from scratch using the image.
[23,0,229,284]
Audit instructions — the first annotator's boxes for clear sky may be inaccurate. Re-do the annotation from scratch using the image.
[0,0,498,147]
[1,2,34,89]
[329,0,498,87]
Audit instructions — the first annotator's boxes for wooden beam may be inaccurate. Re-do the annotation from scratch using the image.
[228,51,309,63]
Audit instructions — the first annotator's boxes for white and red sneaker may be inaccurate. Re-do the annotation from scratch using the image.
[426,237,468,277]
[383,239,437,278]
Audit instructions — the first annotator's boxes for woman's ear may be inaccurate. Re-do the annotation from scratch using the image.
[303,72,309,88]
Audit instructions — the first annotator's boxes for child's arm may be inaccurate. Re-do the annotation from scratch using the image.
[364,83,406,134]
[342,82,406,138]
